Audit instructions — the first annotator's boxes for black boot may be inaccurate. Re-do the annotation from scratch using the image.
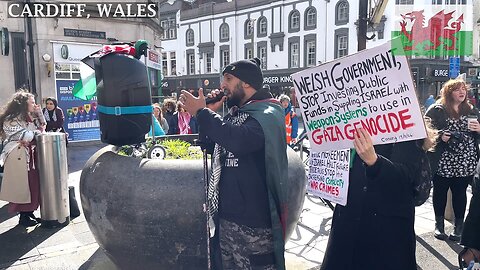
[27,212,42,223]
[449,218,464,241]
[19,212,39,227]
[434,216,448,240]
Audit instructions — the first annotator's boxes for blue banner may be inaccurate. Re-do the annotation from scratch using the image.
[56,79,100,142]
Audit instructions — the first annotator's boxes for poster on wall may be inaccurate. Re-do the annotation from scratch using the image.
[53,42,102,142]
[56,80,100,142]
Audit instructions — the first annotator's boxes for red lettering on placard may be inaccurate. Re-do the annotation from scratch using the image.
[310,109,415,145]
[398,108,414,129]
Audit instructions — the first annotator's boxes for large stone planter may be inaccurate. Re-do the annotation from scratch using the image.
[80,142,306,270]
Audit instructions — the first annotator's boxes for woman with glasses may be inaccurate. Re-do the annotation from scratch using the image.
[425,78,480,241]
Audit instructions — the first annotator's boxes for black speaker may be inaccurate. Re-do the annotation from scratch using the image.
[95,53,152,146]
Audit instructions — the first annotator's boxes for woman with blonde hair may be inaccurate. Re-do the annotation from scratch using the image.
[425,79,480,241]
[0,90,46,227]
[153,103,169,133]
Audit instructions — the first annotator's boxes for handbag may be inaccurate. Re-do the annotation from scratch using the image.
[459,248,480,270]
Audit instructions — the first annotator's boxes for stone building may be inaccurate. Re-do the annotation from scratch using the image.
[0,1,162,104]
[0,1,162,141]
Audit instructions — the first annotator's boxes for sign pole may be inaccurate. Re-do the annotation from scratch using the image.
[358,0,368,51]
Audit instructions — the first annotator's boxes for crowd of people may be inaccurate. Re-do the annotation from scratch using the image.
[147,98,199,136]
[1,59,480,269]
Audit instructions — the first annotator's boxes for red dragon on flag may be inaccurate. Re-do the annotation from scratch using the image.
[394,9,471,56]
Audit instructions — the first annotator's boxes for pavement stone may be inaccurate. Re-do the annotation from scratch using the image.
[0,142,474,270]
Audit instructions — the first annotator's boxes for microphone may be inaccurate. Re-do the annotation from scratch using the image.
[205,91,225,105]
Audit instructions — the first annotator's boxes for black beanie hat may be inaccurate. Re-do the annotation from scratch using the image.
[222,58,264,91]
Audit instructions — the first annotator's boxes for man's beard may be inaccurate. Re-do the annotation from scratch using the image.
[226,81,246,108]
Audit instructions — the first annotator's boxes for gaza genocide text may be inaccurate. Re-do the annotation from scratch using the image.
[293,49,418,145]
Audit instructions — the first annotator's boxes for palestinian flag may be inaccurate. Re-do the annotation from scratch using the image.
[392,4,473,57]
[72,43,141,100]
[73,62,96,100]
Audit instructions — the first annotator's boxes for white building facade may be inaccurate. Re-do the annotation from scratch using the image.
[160,0,480,103]
[160,0,364,97]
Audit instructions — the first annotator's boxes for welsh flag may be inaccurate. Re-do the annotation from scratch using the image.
[392,4,473,57]
[72,62,96,100]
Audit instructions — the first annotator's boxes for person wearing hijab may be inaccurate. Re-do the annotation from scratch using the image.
[42,97,67,145]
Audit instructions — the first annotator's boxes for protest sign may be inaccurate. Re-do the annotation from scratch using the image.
[307,149,350,206]
[291,40,426,152]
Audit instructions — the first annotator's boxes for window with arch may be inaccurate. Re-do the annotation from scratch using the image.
[244,19,254,39]
[335,1,349,25]
[258,17,267,37]
[186,29,194,46]
[288,10,300,33]
[219,23,229,42]
[304,7,317,30]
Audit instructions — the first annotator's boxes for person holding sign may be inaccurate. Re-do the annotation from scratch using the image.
[179,58,288,270]
[278,94,299,145]
[321,127,431,270]
[425,79,480,241]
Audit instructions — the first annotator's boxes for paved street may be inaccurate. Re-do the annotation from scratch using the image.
[0,142,472,270]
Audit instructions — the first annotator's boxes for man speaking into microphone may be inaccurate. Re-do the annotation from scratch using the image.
[179,58,288,270]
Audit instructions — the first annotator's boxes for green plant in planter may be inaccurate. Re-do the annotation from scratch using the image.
[116,138,202,160]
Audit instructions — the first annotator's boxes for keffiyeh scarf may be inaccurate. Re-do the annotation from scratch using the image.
[207,108,249,236]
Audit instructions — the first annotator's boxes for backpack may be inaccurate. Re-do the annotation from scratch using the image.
[413,148,433,207]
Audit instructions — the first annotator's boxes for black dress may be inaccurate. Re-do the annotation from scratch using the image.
[321,141,425,270]
[461,177,480,250]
